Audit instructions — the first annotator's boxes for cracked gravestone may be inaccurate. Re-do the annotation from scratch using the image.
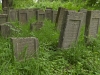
[58,11,84,49]
[84,10,100,43]
[10,37,39,61]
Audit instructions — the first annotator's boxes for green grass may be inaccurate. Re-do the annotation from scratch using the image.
[0,19,100,75]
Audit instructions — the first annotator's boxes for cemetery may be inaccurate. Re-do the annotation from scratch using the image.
[0,0,100,75]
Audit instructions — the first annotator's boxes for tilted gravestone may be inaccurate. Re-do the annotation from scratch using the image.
[52,10,58,23]
[30,22,43,31]
[0,22,11,37]
[84,10,100,43]
[45,8,52,20]
[10,37,39,61]
[8,9,18,22]
[18,9,29,24]
[0,14,8,24]
[58,11,83,49]
[55,7,67,31]
[36,10,45,22]
[79,9,87,25]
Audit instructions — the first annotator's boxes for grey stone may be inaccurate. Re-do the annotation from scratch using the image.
[10,37,39,61]
[55,7,67,31]
[8,9,18,22]
[79,9,87,25]
[30,22,43,30]
[0,23,10,37]
[84,10,100,43]
[36,10,45,22]
[52,10,58,23]
[0,14,8,24]
[18,9,29,24]
[45,8,52,20]
[58,11,84,49]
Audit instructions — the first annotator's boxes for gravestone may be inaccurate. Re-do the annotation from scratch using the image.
[36,10,45,22]
[8,9,18,21]
[84,10,100,43]
[3,7,9,14]
[30,22,43,30]
[0,14,8,24]
[55,7,67,31]
[10,37,39,61]
[0,23,11,37]
[18,9,29,24]
[45,8,52,20]
[52,10,58,23]
[58,11,83,49]
[28,8,38,20]
[79,9,87,25]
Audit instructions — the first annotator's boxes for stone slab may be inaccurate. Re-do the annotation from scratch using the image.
[30,22,43,30]
[0,14,8,24]
[0,22,11,37]
[18,9,29,24]
[52,10,58,23]
[45,8,52,20]
[84,10,100,43]
[10,37,39,61]
[8,9,18,21]
[79,9,87,25]
[55,7,67,31]
[58,11,83,49]
[36,10,45,22]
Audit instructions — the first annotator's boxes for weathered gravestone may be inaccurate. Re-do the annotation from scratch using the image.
[3,7,9,14]
[55,7,67,31]
[8,9,18,22]
[18,9,29,24]
[84,10,100,44]
[52,10,58,23]
[79,9,87,25]
[36,10,45,22]
[30,22,43,30]
[0,14,8,24]
[28,8,38,20]
[10,37,39,61]
[58,11,83,49]
[45,8,52,20]
[0,22,11,37]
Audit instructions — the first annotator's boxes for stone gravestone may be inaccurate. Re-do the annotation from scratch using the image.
[55,7,67,31]
[52,10,58,23]
[0,14,8,24]
[36,10,45,22]
[58,11,83,49]
[3,7,9,14]
[8,9,18,22]
[30,22,43,31]
[18,9,29,24]
[84,10,100,44]
[45,8,52,20]
[0,22,11,37]
[79,9,87,25]
[10,37,39,61]
[28,8,38,20]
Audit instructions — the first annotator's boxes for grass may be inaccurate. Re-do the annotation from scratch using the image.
[0,19,100,75]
